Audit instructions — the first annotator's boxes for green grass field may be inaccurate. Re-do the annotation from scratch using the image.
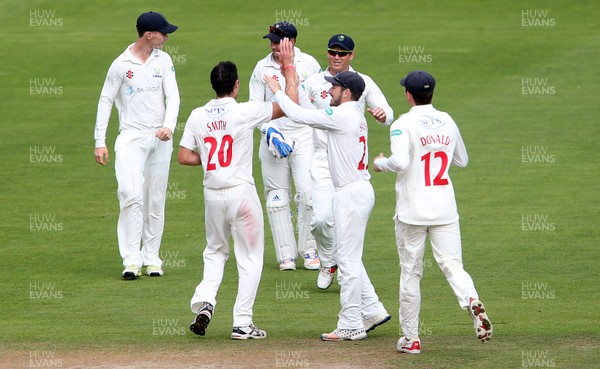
[1,0,599,368]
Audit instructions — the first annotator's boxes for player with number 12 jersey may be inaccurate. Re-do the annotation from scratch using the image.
[384,109,468,224]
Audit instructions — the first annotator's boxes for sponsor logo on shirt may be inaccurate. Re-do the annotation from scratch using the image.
[321,90,328,99]
[325,107,333,116]
[205,107,229,118]
[391,129,402,137]
[126,86,135,95]
[126,70,134,79]
[153,67,162,78]
[136,86,161,93]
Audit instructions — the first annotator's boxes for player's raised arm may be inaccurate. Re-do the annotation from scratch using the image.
[279,38,299,104]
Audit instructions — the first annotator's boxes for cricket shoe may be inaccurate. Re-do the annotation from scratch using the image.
[303,248,321,270]
[231,323,267,340]
[363,312,391,333]
[121,265,141,280]
[279,258,296,271]
[189,302,214,336]
[145,265,163,277]
[321,328,367,341]
[397,337,421,354]
[469,298,493,342]
[317,265,337,290]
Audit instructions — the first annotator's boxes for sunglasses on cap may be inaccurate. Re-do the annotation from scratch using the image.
[269,24,292,38]
[327,48,352,57]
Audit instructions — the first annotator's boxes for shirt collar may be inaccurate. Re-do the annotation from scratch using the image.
[123,44,159,64]
[409,104,434,112]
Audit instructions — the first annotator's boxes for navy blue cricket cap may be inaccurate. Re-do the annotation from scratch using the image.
[328,34,354,51]
[136,11,178,34]
[400,70,436,96]
[263,21,298,42]
[325,71,365,97]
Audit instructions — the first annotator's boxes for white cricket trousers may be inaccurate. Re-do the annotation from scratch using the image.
[334,180,386,330]
[114,130,172,268]
[310,148,336,267]
[190,183,264,328]
[395,219,479,339]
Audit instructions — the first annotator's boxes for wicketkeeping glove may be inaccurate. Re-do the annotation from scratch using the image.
[261,126,295,159]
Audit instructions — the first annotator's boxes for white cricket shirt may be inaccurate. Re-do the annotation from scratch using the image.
[304,66,394,150]
[274,90,370,188]
[374,104,469,225]
[179,97,273,189]
[95,44,180,147]
[249,47,321,141]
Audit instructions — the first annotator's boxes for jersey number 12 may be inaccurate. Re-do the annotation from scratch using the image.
[421,151,449,186]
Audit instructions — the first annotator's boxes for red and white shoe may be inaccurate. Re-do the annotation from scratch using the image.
[469,297,493,342]
[397,337,421,354]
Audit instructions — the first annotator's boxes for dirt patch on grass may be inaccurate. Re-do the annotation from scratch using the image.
[1,337,402,368]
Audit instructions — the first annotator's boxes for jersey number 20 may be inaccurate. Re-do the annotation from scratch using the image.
[204,135,233,171]
[421,151,449,186]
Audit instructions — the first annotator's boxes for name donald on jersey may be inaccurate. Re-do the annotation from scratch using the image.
[420,134,451,147]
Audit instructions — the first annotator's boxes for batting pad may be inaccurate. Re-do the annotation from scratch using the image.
[266,189,297,262]
[296,191,316,254]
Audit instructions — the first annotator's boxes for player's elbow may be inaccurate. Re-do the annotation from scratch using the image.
[178,148,199,166]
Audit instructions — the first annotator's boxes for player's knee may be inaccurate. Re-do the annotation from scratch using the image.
[295,191,312,209]
[437,258,464,278]
[266,189,290,210]
[117,186,143,207]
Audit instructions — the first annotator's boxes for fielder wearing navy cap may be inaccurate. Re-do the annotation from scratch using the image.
[328,34,354,51]
[400,70,436,96]
[136,11,178,34]
[263,21,298,42]
[325,71,366,98]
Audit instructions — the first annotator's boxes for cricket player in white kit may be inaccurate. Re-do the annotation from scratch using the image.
[265,55,389,341]
[304,34,394,290]
[179,60,297,340]
[249,22,322,271]
[94,11,179,280]
[374,70,493,353]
